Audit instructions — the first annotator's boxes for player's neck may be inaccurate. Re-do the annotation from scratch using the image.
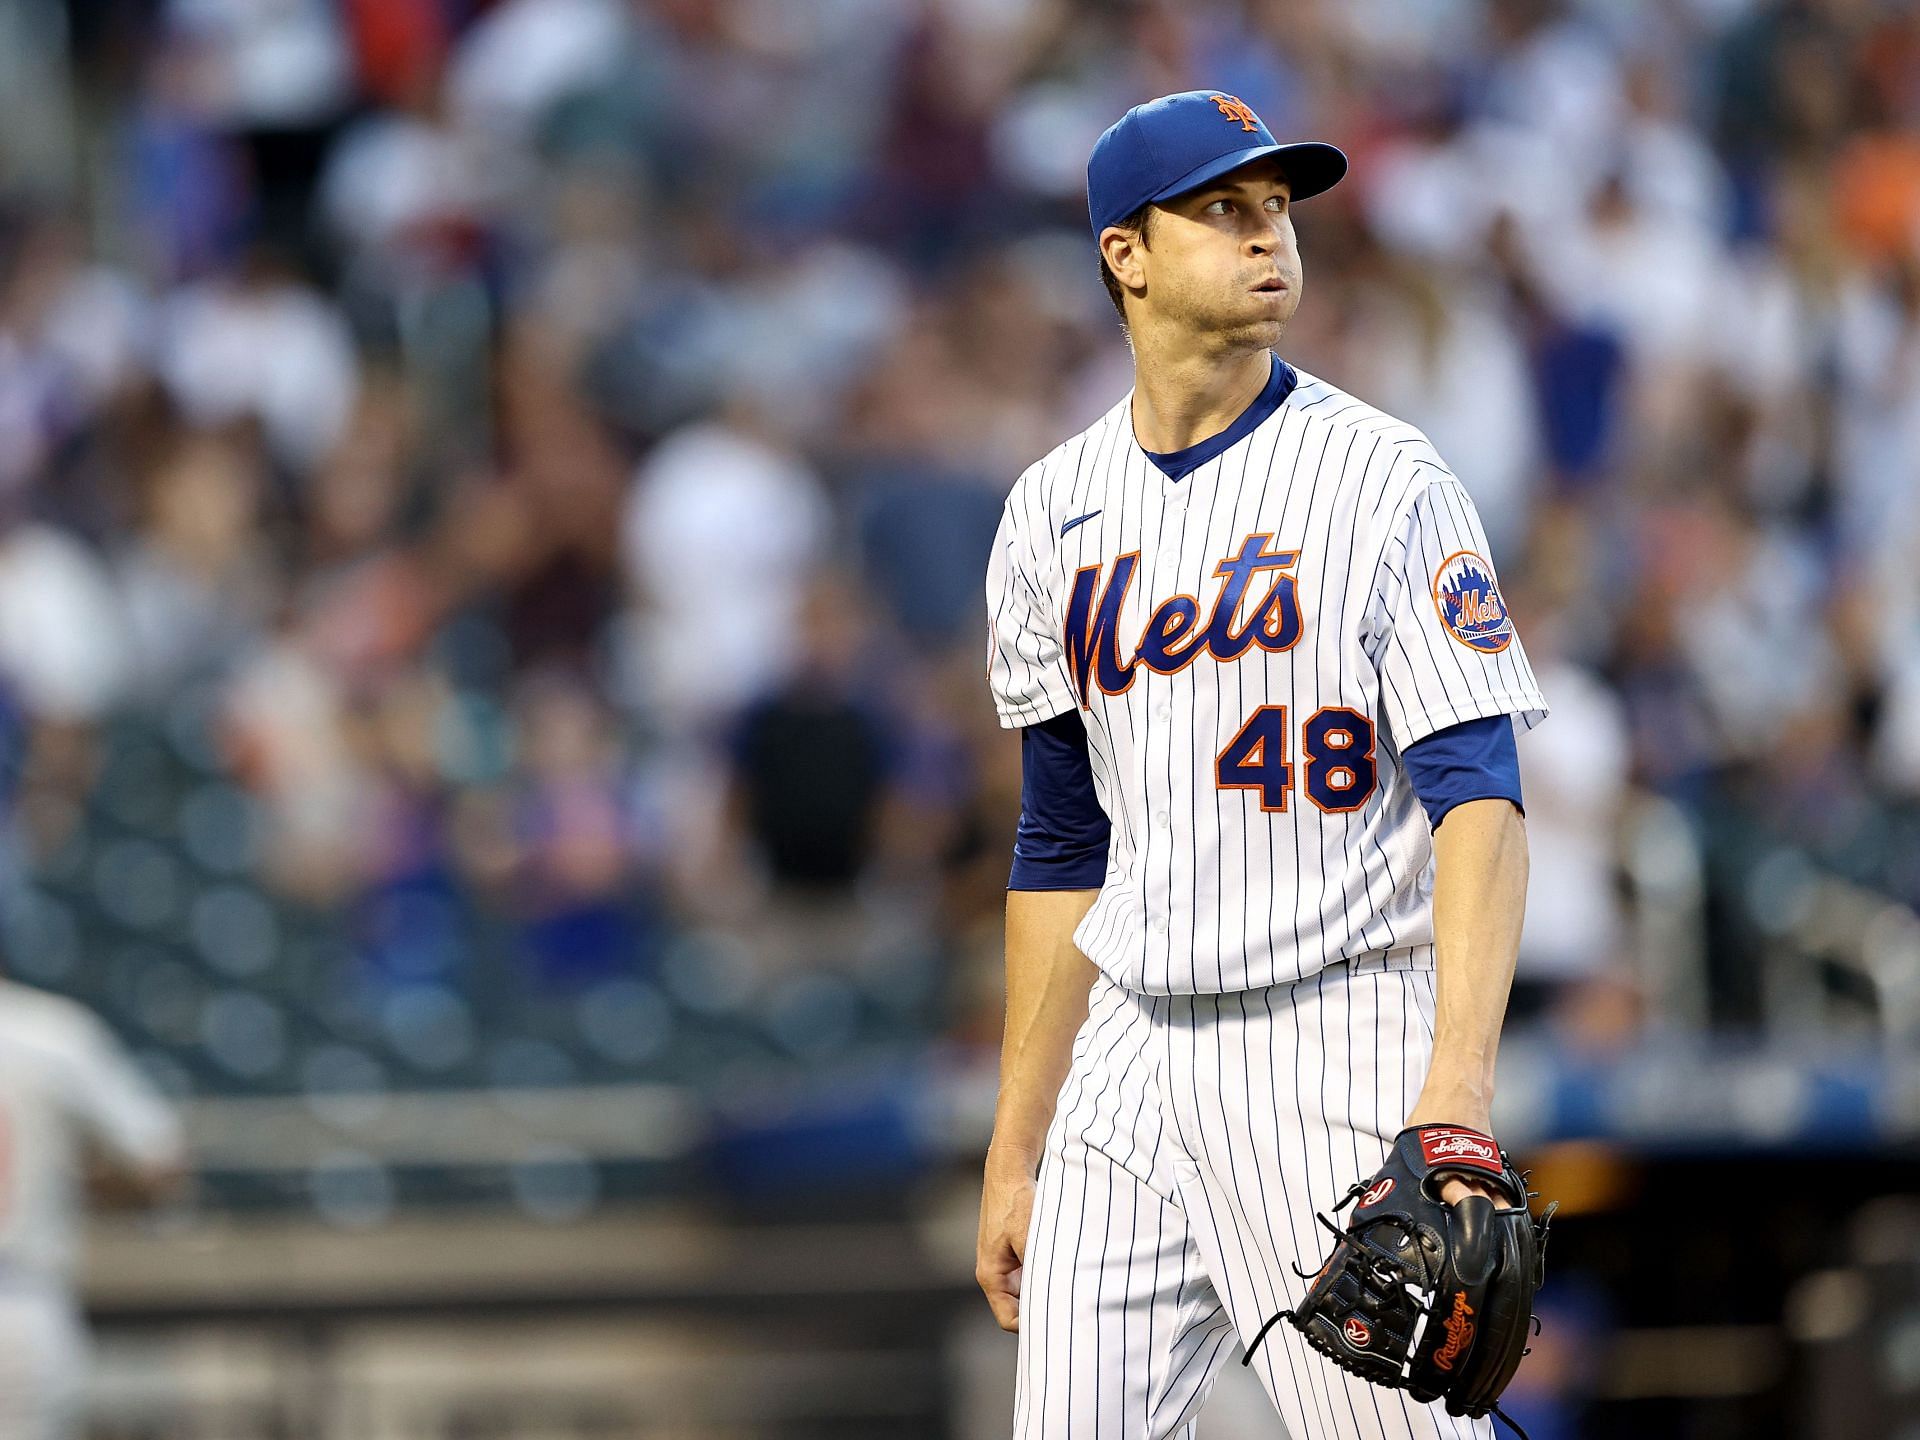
[1127,342,1272,455]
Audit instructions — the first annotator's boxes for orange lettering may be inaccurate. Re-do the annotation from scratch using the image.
[1431,1292,1476,1371]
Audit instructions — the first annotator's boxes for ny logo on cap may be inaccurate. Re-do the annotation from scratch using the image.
[1209,94,1260,131]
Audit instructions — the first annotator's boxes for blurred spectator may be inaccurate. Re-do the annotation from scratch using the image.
[618,403,830,731]
[707,572,917,979]
[1353,256,1543,555]
[154,247,359,475]
[445,0,628,146]
[723,573,896,889]
[0,520,129,724]
[165,0,351,132]
[1511,581,1633,1006]
[116,425,273,694]
[499,668,660,990]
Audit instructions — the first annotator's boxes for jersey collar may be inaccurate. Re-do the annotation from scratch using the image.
[1139,351,1298,483]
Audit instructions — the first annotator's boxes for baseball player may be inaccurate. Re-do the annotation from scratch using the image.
[0,966,184,1440]
[976,91,1549,1440]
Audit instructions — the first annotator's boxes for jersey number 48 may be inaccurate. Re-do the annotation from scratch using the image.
[1215,705,1376,813]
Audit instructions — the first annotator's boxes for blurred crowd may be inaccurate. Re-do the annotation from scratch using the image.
[0,0,1916,1093]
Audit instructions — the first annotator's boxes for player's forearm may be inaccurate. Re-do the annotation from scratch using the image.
[989,888,1100,1172]
[1412,797,1529,1127]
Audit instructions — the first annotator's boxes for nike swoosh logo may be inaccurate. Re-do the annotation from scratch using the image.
[1060,510,1102,536]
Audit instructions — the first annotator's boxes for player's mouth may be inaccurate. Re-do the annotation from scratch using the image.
[1251,276,1289,296]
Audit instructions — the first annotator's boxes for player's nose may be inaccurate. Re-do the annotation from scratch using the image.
[1244,216,1284,256]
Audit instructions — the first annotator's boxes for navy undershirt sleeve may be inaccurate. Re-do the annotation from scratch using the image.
[1008,710,1111,891]
[1402,714,1525,831]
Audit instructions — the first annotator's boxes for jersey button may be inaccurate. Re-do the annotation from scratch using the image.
[1154,810,1169,827]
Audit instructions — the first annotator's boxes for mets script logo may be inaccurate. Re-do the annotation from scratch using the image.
[1358,1177,1395,1208]
[1064,534,1302,706]
[1431,1293,1476,1371]
[1343,1316,1373,1349]
[1432,550,1513,653]
[1209,94,1261,132]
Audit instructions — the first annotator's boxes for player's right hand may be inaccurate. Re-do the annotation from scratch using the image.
[976,1146,1039,1332]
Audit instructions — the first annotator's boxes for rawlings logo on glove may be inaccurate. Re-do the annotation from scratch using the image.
[1418,1127,1503,1172]
[1240,1124,1556,1440]
[1431,1292,1476,1371]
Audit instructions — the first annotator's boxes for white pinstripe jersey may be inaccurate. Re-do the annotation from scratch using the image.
[986,361,1548,995]
[0,981,181,1282]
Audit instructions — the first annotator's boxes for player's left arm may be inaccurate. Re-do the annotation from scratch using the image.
[65,1011,188,1206]
[1366,465,1549,1209]
[1406,792,1528,1206]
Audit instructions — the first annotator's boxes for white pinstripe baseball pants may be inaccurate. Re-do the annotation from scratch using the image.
[1012,951,1495,1440]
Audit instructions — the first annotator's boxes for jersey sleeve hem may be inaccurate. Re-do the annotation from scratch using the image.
[994,689,1079,729]
[1392,689,1549,749]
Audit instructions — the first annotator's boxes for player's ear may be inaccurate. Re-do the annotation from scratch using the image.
[1100,223,1148,293]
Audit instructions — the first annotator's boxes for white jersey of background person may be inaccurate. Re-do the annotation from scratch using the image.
[986,367,1548,996]
[0,979,183,1440]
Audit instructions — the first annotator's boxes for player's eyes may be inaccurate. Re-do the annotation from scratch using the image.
[1205,196,1285,216]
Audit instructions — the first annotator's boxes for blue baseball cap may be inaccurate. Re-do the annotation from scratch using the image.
[1087,91,1347,239]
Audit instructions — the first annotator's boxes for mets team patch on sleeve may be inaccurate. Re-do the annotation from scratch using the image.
[1432,550,1513,653]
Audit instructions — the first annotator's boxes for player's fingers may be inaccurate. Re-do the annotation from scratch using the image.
[977,1268,1020,1331]
[977,1240,1024,1332]
[1439,1174,1511,1207]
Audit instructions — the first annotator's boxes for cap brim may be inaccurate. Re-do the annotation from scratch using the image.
[1149,141,1348,207]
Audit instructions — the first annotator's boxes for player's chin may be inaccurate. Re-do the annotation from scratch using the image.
[1226,292,1294,330]
[1219,310,1289,348]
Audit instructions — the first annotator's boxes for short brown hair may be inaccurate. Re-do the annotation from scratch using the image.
[1098,203,1154,320]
